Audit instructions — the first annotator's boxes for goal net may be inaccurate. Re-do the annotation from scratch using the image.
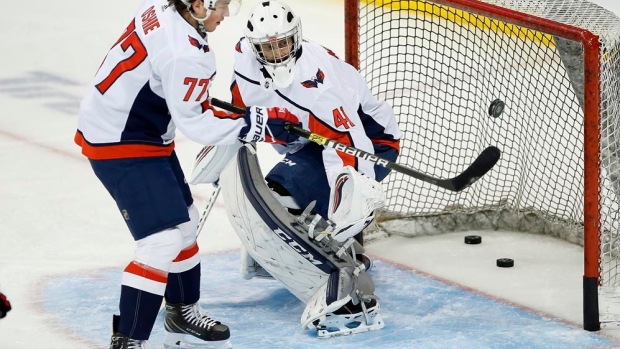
[344,0,620,330]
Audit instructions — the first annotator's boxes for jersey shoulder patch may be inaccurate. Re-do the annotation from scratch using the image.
[188,35,210,53]
[301,68,326,89]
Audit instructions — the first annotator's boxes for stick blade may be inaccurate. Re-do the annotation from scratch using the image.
[446,146,501,191]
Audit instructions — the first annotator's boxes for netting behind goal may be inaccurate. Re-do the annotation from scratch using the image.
[344,0,620,330]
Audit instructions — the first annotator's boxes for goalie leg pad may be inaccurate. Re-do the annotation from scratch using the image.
[240,245,273,280]
[219,144,337,303]
[220,144,385,337]
[220,144,383,312]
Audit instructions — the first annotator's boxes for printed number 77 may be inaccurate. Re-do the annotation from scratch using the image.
[96,20,148,95]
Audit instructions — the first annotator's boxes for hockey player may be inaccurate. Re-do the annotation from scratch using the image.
[74,0,302,348]
[191,0,401,338]
[233,1,401,236]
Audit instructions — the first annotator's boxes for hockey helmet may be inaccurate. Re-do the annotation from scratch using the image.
[180,0,241,16]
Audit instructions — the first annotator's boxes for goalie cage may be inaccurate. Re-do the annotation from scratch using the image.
[344,0,620,331]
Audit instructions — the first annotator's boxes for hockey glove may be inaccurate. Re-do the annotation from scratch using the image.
[0,292,11,318]
[328,166,385,242]
[240,106,301,144]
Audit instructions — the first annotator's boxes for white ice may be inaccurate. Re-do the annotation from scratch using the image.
[1,0,620,348]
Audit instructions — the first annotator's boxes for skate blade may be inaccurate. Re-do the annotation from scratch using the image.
[164,333,232,349]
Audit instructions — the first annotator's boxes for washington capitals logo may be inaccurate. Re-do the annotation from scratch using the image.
[301,68,325,88]
[188,35,210,53]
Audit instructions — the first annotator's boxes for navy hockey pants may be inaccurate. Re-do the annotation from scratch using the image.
[89,151,193,240]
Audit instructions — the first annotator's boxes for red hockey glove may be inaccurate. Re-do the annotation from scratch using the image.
[0,293,11,318]
[240,106,301,144]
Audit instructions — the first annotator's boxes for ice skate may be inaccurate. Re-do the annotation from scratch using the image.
[109,315,150,349]
[110,333,151,349]
[315,298,385,338]
[164,302,232,349]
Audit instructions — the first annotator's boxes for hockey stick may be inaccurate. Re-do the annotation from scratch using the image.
[196,184,221,238]
[208,97,501,192]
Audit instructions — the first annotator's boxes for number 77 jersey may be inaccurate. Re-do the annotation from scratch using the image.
[75,0,245,160]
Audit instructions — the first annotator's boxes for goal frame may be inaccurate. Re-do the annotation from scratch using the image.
[344,0,602,331]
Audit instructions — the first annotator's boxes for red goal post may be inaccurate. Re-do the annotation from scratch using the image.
[344,0,620,331]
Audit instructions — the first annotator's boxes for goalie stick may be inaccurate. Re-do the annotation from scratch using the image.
[208,97,501,192]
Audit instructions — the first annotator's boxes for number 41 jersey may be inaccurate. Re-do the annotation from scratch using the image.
[75,0,244,160]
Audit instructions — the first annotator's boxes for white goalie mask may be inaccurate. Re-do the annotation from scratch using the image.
[244,1,302,89]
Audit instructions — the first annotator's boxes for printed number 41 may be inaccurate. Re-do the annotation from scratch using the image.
[333,106,356,129]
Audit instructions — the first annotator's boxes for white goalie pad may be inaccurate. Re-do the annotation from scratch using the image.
[240,245,273,280]
[328,166,385,242]
[219,145,385,336]
[219,144,336,303]
[189,140,243,185]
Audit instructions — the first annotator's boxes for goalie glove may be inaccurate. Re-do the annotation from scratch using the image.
[239,106,301,144]
[328,166,385,242]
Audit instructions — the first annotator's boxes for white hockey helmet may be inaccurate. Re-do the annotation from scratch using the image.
[244,1,302,89]
[208,0,242,16]
[180,0,242,16]
[179,0,242,33]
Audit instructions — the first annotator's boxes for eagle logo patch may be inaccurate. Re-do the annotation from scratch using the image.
[301,68,325,88]
[188,35,210,53]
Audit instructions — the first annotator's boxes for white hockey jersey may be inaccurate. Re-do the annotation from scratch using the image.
[75,0,245,160]
[231,38,402,182]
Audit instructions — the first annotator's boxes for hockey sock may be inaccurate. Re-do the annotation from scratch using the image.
[165,263,201,305]
[118,285,163,340]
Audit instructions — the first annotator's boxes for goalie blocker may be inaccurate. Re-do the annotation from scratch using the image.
[218,144,385,337]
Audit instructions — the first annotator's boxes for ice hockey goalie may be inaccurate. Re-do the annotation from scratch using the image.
[214,143,385,338]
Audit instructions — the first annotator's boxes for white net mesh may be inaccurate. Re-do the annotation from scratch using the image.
[354,0,620,321]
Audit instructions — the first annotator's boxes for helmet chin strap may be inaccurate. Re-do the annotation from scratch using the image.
[189,11,208,37]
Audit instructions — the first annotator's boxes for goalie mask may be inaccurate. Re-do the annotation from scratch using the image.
[244,1,302,89]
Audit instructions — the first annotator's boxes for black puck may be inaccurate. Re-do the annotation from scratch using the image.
[488,99,505,118]
[464,235,482,244]
[496,258,514,268]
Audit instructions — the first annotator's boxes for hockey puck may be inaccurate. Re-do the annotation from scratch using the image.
[496,258,514,268]
[464,235,482,244]
[488,99,505,118]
